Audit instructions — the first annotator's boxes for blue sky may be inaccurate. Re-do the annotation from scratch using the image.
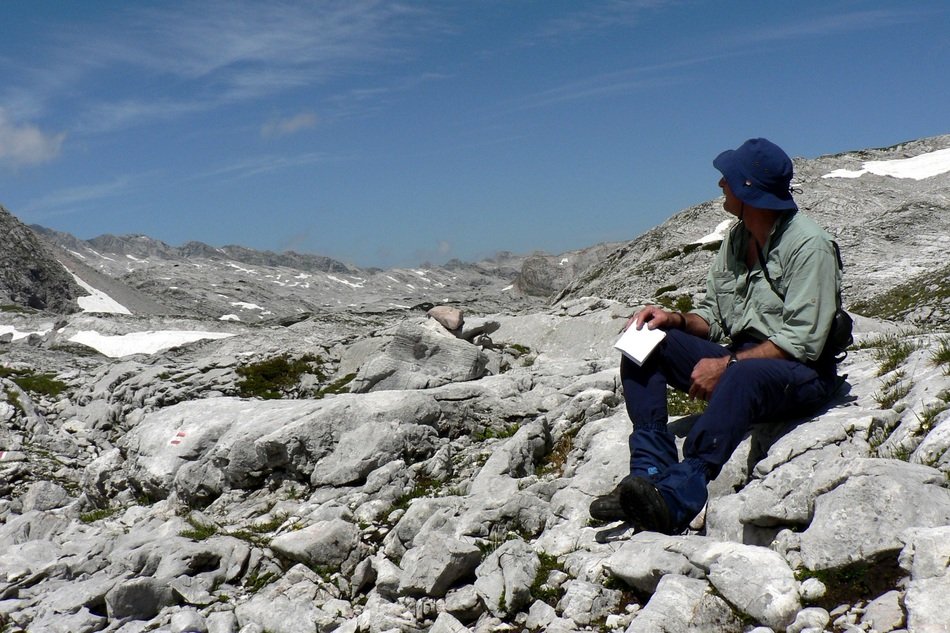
[1,1,948,269]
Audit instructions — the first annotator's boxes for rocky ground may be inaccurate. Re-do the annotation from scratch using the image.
[3,134,950,633]
[2,294,950,633]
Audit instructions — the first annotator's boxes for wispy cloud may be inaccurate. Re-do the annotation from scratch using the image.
[503,53,732,112]
[0,108,66,168]
[714,7,933,51]
[23,175,137,215]
[10,1,436,136]
[532,0,678,41]
[261,112,318,139]
[192,152,343,182]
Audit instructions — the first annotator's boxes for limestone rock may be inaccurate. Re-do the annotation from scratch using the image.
[350,320,489,392]
[20,481,72,512]
[105,576,177,620]
[556,579,621,626]
[398,533,482,598]
[269,519,362,574]
[689,541,801,630]
[473,539,540,617]
[800,461,950,569]
[606,533,704,593]
[861,590,904,632]
[627,574,742,633]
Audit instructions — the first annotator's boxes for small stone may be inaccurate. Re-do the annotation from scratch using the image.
[526,600,556,630]
[786,607,830,633]
[799,578,827,603]
[170,609,208,633]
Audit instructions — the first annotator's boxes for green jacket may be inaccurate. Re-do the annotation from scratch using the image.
[691,211,842,363]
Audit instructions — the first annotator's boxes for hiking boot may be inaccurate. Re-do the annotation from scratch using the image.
[619,476,674,534]
[589,483,626,522]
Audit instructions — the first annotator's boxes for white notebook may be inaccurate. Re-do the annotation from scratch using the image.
[614,325,666,365]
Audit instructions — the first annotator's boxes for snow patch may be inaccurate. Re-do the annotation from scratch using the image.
[65,269,132,315]
[219,314,241,321]
[230,301,264,311]
[0,325,51,341]
[89,249,115,262]
[68,330,234,358]
[328,275,365,288]
[227,262,258,274]
[695,219,734,245]
[823,148,950,181]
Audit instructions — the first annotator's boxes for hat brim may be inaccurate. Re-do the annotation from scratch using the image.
[714,149,797,211]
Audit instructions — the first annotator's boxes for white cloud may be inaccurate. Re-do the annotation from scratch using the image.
[261,112,318,139]
[0,109,65,168]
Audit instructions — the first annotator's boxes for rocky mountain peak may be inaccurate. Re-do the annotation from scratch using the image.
[0,205,82,313]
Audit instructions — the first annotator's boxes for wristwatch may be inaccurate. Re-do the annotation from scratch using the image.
[727,352,739,367]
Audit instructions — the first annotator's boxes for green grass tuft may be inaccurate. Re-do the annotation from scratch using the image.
[0,367,67,397]
[236,354,325,399]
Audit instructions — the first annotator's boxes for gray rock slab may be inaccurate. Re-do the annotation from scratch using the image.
[310,420,438,487]
[800,462,950,570]
[752,408,874,478]
[556,579,621,626]
[899,526,950,580]
[234,564,340,633]
[473,538,540,618]
[20,481,71,512]
[626,574,742,633]
[445,584,483,622]
[206,611,240,633]
[605,533,704,593]
[429,611,473,633]
[269,519,361,572]
[397,533,482,598]
[689,541,801,631]
[861,590,904,632]
[904,574,950,633]
[170,608,208,633]
[526,600,557,630]
[105,576,177,620]
[17,605,107,633]
[468,420,550,498]
[120,390,441,500]
[350,320,488,392]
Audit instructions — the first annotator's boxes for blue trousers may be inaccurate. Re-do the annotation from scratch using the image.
[620,329,835,532]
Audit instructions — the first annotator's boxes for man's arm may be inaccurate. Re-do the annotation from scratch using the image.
[688,340,790,401]
[625,306,711,339]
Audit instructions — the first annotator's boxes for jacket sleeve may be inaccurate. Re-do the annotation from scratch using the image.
[690,237,729,343]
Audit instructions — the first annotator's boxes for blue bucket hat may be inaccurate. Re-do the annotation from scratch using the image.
[713,138,797,211]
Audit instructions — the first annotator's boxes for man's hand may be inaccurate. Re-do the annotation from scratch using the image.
[688,356,730,401]
[624,305,680,332]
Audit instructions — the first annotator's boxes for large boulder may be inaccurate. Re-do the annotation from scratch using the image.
[350,320,489,392]
[799,458,950,570]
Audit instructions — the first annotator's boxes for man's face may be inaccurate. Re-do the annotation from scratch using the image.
[719,177,741,216]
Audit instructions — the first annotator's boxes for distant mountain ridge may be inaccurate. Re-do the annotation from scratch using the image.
[7,132,950,323]
[31,227,359,275]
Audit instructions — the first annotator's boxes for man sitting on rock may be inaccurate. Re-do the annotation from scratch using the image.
[591,138,844,534]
